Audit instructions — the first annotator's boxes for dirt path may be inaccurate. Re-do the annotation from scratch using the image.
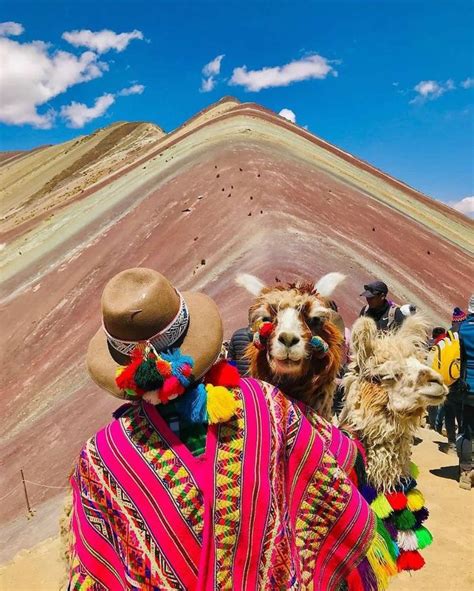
[0,426,471,590]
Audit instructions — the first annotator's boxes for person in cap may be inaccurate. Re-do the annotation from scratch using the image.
[359,280,405,331]
[67,268,375,590]
[457,295,474,489]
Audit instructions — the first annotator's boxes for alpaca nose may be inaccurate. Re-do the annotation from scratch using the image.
[278,332,300,348]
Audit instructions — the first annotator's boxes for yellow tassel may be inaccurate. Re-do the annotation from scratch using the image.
[410,462,419,478]
[366,530,398,591]
[115,366,126,377]
[407,489,425,512]
[371,494,393,519]
[205,385,237,424]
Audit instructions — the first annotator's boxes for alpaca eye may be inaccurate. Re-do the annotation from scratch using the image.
[308,317,322,330]
[261,316,272,322]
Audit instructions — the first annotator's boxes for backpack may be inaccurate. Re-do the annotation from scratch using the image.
[430,330,461,386]
[361,303,398,330]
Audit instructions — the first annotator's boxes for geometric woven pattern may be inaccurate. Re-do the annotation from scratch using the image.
[68,379,374,590]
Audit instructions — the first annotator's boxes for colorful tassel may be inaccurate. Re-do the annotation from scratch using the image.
[366,530,398,590]
[204,360,240,388]
[386,491,407,511]
[393,509,416,531]
[407,489,425,512]
[356,557,378,591]
[134,357,164,391]
[397,550,425,571]
[371,494,393,519]
[413,507,429,527]
[376,518,398,561]
[409,462,419,479]
[383,519,398,541]
[415,526,433,550]
[361,484,378,504]
[206,384,237,424]
[179,384,208,424]
[397,530,419,551]
[401,477,417,493]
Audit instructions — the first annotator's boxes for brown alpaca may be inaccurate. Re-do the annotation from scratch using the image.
[339,315,447,492]
[236,272,345,418]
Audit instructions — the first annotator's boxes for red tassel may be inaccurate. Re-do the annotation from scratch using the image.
[205,360,240,388]
[397,550,425,572]
[346,567,365,591]
[386,491,408,511]
[116,356,144,393]
[259,322,274,339]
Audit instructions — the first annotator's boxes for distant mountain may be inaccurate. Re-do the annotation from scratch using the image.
[0,97,472,563]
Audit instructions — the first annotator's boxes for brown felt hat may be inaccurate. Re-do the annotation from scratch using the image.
[87,268,223,398]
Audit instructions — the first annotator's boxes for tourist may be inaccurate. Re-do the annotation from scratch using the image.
[359,280,405,331]
[67,267,375,589]
[427,327,448,430]
[457,296,474,490]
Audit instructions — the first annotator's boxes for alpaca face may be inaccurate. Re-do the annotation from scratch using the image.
[346,316,448,429]
[235,273,346,389]
[249,287,331,376]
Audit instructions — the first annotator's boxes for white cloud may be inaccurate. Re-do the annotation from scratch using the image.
[118,83,145,96]
[229,54,336,92]
[410,79,455,104]
[0,21,24,36]
[0,35,107,128]
[60,93,115,128]
[201,54,224,92]
[62,29,143,54]
[60,83,145,128]
[279,108,296,123]
[448,196,474,218]
[461,77,474,89]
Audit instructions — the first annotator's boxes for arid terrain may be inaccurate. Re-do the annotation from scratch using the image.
[1,97,472,588]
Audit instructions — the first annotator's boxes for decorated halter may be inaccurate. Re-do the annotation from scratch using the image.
[252,320,329,358]
[107,292,237,424]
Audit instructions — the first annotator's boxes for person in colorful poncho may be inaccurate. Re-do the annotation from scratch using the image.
[67,268,376,590]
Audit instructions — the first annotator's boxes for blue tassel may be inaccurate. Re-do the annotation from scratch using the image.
[178,384,208,424]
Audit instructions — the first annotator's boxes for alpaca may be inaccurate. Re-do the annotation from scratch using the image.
[339,314,447,492]
[236,272,346,418]
[339,315,448,586]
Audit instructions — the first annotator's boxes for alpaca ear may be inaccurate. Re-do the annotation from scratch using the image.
[350,317,378,367]
[397,315,428,348]
[314,272,346,297]
[235,273,265,296]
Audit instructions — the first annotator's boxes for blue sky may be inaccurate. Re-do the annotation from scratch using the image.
[0,1,472,212]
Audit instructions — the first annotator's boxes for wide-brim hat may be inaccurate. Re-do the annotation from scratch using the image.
[87,268,223,398]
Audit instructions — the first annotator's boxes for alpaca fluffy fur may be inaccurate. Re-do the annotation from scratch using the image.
[243,279,345,418]
[340,315,447,492]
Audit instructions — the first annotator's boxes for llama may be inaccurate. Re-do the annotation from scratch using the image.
[236,272,346,418]
[339,314,448,584]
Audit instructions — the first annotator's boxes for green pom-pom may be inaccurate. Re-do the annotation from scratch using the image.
[134,358,164,391]
[376,517,398,561]
[410,462,419,478]
[394,509,416,531]
[415,526,433,549]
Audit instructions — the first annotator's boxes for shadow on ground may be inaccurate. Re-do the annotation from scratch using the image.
[430,465,459,482]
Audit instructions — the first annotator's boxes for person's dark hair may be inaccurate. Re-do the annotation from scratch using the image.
[432,327,446,339]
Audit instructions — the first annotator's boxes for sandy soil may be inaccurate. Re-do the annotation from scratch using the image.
[0,426,471,591]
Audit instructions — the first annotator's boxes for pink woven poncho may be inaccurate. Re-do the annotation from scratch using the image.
[69,378,374,590]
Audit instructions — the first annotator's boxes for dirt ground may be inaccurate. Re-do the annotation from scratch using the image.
[0,426,472,591]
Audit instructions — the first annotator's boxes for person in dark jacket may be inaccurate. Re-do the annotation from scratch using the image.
[457,296,474,490]
[228,324,253,376]
[359,280,405,331]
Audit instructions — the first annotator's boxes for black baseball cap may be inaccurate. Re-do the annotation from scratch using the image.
[360,281,388,298]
